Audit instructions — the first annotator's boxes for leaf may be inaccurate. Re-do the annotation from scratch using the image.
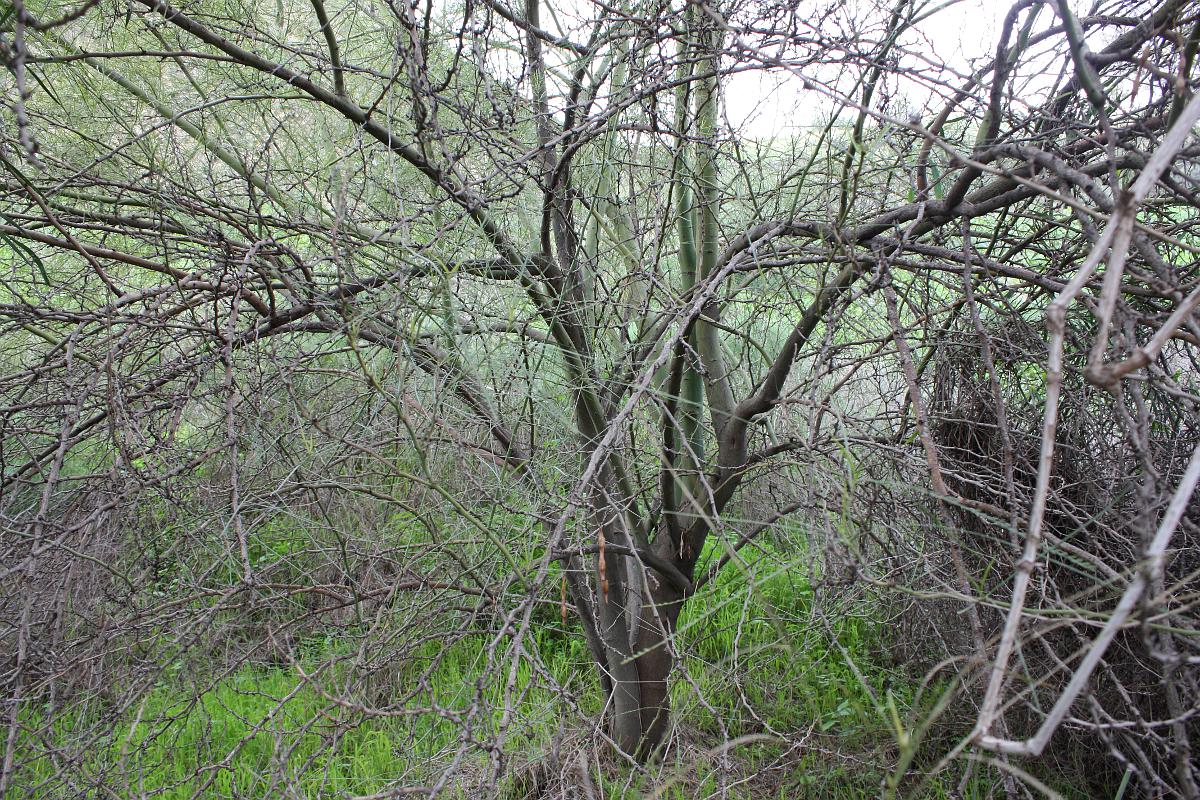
[929,161,944,200]
[0,231,50,284]
[26,63,62,107]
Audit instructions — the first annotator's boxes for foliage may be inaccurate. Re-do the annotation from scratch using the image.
[3,0,1200,796]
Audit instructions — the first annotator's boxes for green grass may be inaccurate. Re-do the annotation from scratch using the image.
[16,663,428,798]
[11,618,598,800]
[667,544,915,798]
[10,536,1005,800]
[678,545,895,741]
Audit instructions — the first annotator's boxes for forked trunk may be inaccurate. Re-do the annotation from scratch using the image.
[598,563,686,761]
[633,581,684,758]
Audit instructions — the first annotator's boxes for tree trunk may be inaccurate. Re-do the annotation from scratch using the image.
[634,577,685,758]
[595,552,687,761]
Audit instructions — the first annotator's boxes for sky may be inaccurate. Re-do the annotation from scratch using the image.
[722,0,1014,138]
[436,0,1084,141]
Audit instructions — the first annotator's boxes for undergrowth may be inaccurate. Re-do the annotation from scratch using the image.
[10,529,1019,799]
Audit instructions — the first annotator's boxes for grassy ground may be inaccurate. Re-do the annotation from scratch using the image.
[10,538,1040,799]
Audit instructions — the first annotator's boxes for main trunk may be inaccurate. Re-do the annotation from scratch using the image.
[597,559,687,760]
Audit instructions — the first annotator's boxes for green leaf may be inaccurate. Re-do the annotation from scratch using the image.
[25,63,62,107]
[0,231,50,285]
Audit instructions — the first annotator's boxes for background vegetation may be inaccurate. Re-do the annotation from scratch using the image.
[2,0,1199,797]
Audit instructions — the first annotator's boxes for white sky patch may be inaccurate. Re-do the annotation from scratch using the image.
[431,0,1099,143]
[723,0,1009,138]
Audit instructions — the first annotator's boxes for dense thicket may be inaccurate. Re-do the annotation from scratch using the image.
[2,0,1199,797]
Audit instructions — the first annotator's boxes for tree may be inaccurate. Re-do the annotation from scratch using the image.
[2,0,1199,794]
